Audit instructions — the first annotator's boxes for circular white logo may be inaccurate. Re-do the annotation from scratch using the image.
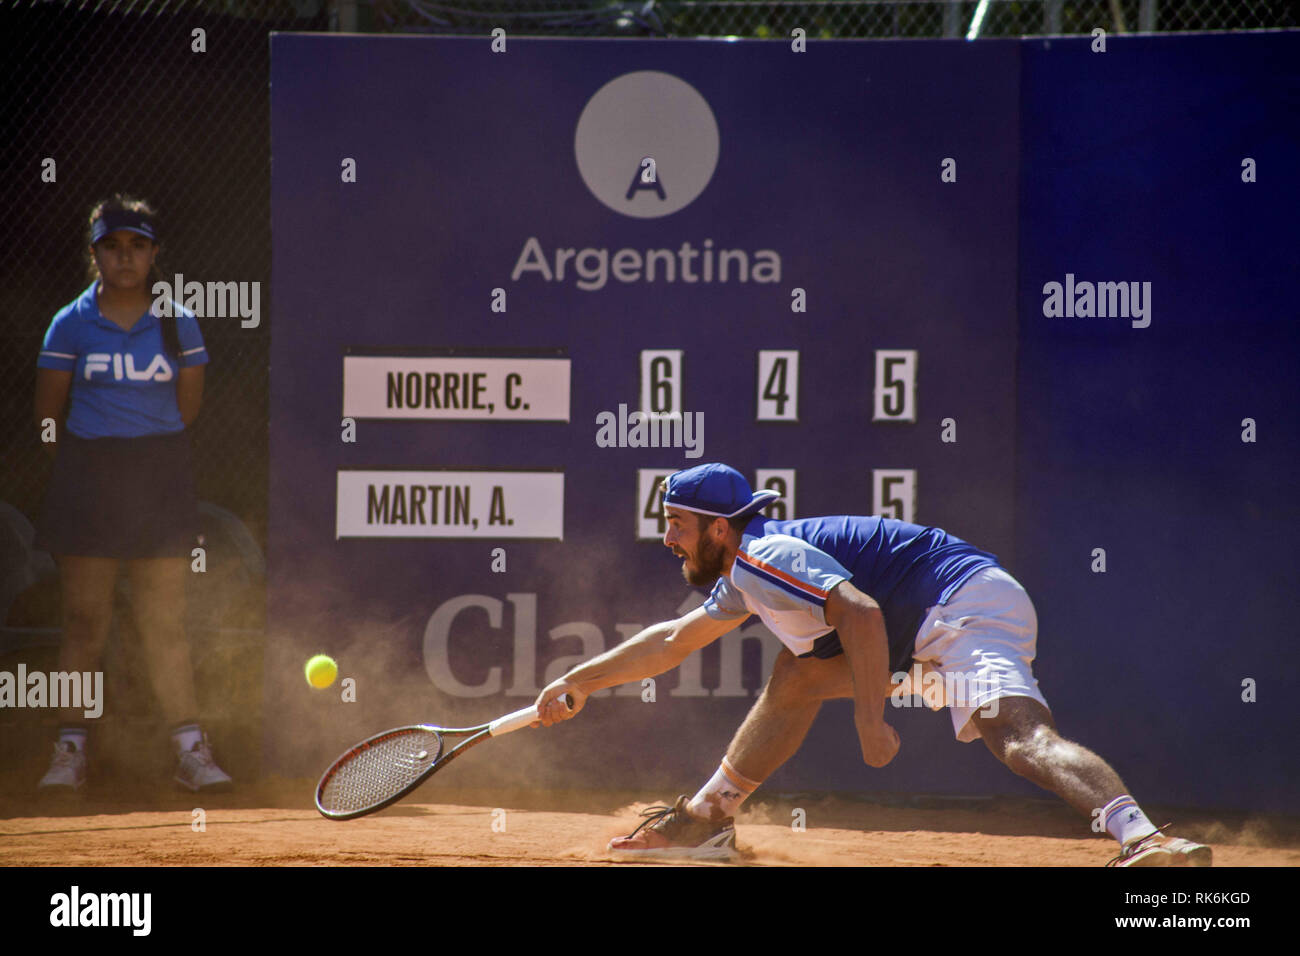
[574,71,720,219]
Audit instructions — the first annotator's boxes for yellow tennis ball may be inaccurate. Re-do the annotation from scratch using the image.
[305,654,338,689]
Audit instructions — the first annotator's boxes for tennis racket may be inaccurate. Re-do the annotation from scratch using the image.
[315,695,573,820]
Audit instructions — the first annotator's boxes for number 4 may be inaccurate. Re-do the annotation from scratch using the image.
[636,469,674,540]
[757,350,799,422]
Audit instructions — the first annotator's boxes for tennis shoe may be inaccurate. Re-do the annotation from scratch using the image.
[1108,831,1212,867]
[608,795,738,861]
[38,741,86,792]
[174,735,233,792]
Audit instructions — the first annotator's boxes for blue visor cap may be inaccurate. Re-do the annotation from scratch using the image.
[662,463,781,519]
[91,209,158,244]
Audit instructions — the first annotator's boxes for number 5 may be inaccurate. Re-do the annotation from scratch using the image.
[873,350,917,422]
[872,469,916,523]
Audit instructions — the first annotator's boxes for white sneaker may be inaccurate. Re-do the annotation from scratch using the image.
[38,742,86,792]
[174,736,234,792]
[1108,832,1213,867]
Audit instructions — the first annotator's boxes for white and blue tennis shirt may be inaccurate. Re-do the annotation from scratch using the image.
[703,515,1001,671]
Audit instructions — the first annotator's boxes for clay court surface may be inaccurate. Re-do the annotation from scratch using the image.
[1,781,1296,867]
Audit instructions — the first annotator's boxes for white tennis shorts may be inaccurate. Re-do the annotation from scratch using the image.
[892,566,1051,742]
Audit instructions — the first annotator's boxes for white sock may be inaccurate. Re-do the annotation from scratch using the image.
[687,757,761,821]
[1102,794,1159,846]
[58,727,87,752]
[171,723,203,754]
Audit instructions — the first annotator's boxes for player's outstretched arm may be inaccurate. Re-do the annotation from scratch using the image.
[533,606,743,726]
[826,582,900,767]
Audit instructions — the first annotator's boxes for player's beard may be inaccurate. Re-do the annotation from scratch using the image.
[680,532,727,587]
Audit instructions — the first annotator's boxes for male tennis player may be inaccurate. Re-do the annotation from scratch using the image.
[534,462,1211,866]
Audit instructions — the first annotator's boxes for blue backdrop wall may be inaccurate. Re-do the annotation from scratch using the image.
[1014,32,1299,812]
[267,33,1298,812]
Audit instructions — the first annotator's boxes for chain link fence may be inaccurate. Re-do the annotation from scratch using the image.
[360,0,1295,36]
[0,1,330,553]
[0,0,330,785]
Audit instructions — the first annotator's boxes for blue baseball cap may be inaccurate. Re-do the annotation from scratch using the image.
[661,463,781,520]
[91,209,157,244]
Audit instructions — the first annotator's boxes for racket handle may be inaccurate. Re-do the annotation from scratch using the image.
[488,694,574,737]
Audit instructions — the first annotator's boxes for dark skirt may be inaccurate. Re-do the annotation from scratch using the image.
[35,430,199,559]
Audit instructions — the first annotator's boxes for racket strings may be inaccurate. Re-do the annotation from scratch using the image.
[319,728,445,815]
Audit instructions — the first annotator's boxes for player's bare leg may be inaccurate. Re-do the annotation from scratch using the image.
[968,696,1127,817]
[54,556,119,726]
[129,557,233,790]
[609,648,854,849]
[686,649,852,821]
[128,557,199,724]
[40,556,118,785]
[969,696,1209,864]
[725,649,852,780]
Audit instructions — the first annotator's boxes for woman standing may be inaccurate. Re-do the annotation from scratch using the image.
[33,194,232,793]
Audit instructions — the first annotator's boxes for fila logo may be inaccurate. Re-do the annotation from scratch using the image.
[84,353,173,382]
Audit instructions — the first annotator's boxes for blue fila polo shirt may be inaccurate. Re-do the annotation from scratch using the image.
[37,283,208,438]
[702,515,1001,671]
